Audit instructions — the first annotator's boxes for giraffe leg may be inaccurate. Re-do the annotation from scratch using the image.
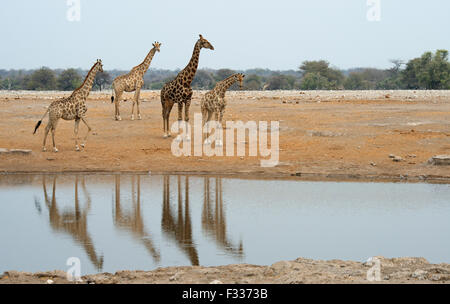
[165,104,174,138]
[42,124,51,152]
[135,87,142,120]
[74,118,80,151]
[216,109,224,147]
[201,105,208,126]
[219,107,225,125]
[204,111,214,145]
[207,111,213,124]
[80,117,92,148]
[162,105,167,137]
[214,109,219,122]
[162,99,174,138]
[51,121,59,153]
[115,90,123,121]
[177,102,183,129]
[173,102,183,141]
[131,99,135,121]
[184,100,191,141]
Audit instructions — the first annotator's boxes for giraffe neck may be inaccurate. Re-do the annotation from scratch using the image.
[216,75,239,96]
[180,41,201,86]
[138,47,157,75]
[73,63,100,100]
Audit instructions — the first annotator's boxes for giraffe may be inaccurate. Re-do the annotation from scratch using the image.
[201,73,245,126]
[160,34,214,138]
[33,59,103,152]
[201,73,245,146]
[111,42,161,121]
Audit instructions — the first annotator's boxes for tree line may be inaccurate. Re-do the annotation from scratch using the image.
[1,49,448,91]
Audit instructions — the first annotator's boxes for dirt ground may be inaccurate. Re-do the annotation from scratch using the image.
[1,256,449,284]
[0,90,449,181]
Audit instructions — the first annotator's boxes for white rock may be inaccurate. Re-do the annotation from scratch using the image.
[428,155,450,166]
[411,269,428,280]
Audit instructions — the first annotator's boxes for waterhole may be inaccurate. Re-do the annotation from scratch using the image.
[0,174,449,275]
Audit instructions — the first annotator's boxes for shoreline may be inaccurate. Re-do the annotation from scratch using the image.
[1,170,449,184]
[2,256,449,284]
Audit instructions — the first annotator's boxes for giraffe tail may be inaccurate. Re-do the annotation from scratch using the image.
[33,107,49,134]
[33,121,42,134]
[111,84,115,103]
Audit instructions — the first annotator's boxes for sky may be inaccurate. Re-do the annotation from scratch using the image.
[0,0,449,71]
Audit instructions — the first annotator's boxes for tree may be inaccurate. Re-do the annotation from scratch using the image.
[388,59,404,76]
[344,73,366,90]
[300,72,330,90]
[426,49,450,89]
[344,68,389,89]
[27,67,57,90]
[149,82,165,90]
[401,50,450,89]
[192,70,215,89]
[299,60,344,89]
[243,74,263,90]
[57,68,81,91]
[214,69,236,81]
[94,71,112,91]
[266,74,296,90]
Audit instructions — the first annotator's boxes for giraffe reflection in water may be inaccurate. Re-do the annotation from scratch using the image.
[36,175,243,269]
[41,176,104,271]
[162,175,199,265]
[202,177,243,256]
[113,175,160,262]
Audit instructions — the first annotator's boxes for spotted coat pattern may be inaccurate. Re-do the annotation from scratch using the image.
[160,35,214,138]
[201,73,245,124]
[34,60,103,152]
[111,42,161,121]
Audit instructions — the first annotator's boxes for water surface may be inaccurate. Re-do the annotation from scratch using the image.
[0,174,449,275]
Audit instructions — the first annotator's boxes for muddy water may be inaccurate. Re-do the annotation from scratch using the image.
[0,174,449,275]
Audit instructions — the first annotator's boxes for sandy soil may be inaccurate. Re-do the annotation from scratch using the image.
[1,256,449,284]
[0,90,449,182]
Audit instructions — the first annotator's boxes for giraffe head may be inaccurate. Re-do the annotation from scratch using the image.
[198,34,214,50]
[236,73,245,90]
[152,41,162,52]
[96,59,104,73]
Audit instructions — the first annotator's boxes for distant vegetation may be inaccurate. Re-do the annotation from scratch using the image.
[0,50,448,91]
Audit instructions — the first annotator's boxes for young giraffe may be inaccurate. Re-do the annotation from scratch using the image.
[201,73,245,125]
[111,42,161,121]
[201,73,245,146]
[33,59,103,152]
[160,35,214,138]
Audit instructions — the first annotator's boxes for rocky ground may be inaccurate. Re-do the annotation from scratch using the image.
[1,256,449,284]
[0,90,449,181]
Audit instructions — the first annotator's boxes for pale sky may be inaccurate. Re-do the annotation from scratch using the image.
[0,0,449,71]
